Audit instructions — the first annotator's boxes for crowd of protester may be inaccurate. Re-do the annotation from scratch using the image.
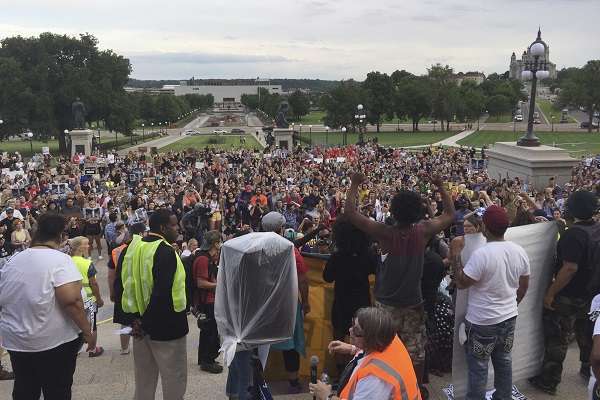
[0,141,599,399]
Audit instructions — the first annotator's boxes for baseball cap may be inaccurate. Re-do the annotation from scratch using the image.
[482,205,509,235]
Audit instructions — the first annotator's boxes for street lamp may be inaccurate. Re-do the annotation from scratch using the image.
[309,125,313,145]
[325,126,329,146]
[141,123,145,142]
[355,104,366,145]
[518,29,550,147]
[299,124,303,138]
[26,131,33,154]
[551,115,555,132]
[341,126,347,146]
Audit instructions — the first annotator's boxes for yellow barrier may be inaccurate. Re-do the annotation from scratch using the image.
[264,254,375,379]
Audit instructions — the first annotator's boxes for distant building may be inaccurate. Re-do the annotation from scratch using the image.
[453,72,486,85]
[509,28,557,81]
[125,78,282,106]
[169,79,281,104]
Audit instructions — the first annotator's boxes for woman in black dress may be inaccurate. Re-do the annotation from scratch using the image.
[323,219,378,371]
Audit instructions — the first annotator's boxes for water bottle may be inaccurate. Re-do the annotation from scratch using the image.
[320,371,330,385]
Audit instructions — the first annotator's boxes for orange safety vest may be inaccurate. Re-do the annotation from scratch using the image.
[111,243,128,267]
[339,336,421,400]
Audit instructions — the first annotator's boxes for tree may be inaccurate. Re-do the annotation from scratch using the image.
[391,72,432,131]
[428,64,457,131]
[486,94,512,117]
[559,61,600,132]
[155,95,181,123]
[288,90,311,121]
[321,80,363,130]
[106,93,136,135]
[0,33,131,152]
[362,71,394,132]
[459,81,486,124]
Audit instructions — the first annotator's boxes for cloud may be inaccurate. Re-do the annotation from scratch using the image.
[128,52,291,64]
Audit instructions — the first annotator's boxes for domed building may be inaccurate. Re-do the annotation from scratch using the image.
[509,28,557,81]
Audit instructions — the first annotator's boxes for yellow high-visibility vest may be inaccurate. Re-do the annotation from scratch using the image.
[72,255,94,302]
[120,235,186,315]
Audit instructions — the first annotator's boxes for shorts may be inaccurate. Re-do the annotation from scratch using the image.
[210,211,222,222]
[375,301,426,363]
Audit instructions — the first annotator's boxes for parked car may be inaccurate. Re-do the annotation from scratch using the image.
[183,129,200,135]
[231,128,245,134]
[514,115,523,122]
[213,129,228,134]
[580,121,599,129]
[533,117,541,124]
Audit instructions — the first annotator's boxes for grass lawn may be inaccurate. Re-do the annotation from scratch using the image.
[0,133,159,158]
[457,130,600,155]
[297,110,326,125]
[537,100,577,123]
[297,110,410,126]
[486,114,513,123]
[299,131,456,147]
[161,135,263,152]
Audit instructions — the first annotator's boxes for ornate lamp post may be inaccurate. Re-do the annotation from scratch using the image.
[309,125,312,145]
[141,123,145,142]
[355,104,366,145]
[518,30,550,147]
[341,126,347,146]
[26,131,34,154]
[325,126,329,146]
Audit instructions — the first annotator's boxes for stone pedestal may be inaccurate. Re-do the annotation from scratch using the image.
[273,128,294,150]
[69,129,94,157]
[486,142,577,190]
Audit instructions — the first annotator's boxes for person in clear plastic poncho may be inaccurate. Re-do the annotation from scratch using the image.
[215,223,298,400]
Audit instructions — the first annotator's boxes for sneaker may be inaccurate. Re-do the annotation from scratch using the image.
[528,376,557,396]
[120,347,130,355]
[581,363,591,379]
[200,363,223,374]
[0,368,15,380]
[287,380,302,394]
[419,384,430,400]
[89,346,104,358]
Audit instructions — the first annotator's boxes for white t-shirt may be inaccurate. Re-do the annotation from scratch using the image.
[0,248,82,352]
[463,241,530,325]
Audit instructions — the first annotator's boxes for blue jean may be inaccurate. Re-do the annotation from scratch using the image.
[226,350,253,400]
[464,317,516,400]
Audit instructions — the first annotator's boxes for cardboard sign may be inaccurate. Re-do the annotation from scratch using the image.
[195,161,205,169]
[42,146,50,155]
[84,168,96,175]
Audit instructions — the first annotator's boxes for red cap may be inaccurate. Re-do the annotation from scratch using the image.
[482,205,509,234]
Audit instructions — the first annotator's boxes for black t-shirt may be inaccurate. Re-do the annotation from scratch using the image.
[113,236,189,340]
[556,221,596,299]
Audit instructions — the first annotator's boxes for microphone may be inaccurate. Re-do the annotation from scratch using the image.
[310,355,319,400]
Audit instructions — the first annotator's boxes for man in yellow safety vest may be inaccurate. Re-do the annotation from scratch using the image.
[113,209,188,400]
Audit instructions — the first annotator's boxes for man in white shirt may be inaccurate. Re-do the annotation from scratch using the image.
[453,205,531,400]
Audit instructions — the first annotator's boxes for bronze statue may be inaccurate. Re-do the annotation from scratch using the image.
[71,98,87,129]
[275,101,290,129]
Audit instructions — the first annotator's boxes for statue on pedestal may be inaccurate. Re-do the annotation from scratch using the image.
[71,98,87,130]
[275,101,290,129]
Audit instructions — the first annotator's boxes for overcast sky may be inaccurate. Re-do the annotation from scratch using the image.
[1,0,599,80]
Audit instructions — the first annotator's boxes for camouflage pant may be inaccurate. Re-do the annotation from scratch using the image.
[536,296,592,388]
[375,301,427,363]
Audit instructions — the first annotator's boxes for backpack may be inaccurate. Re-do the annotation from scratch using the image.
[570,222,600,297]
